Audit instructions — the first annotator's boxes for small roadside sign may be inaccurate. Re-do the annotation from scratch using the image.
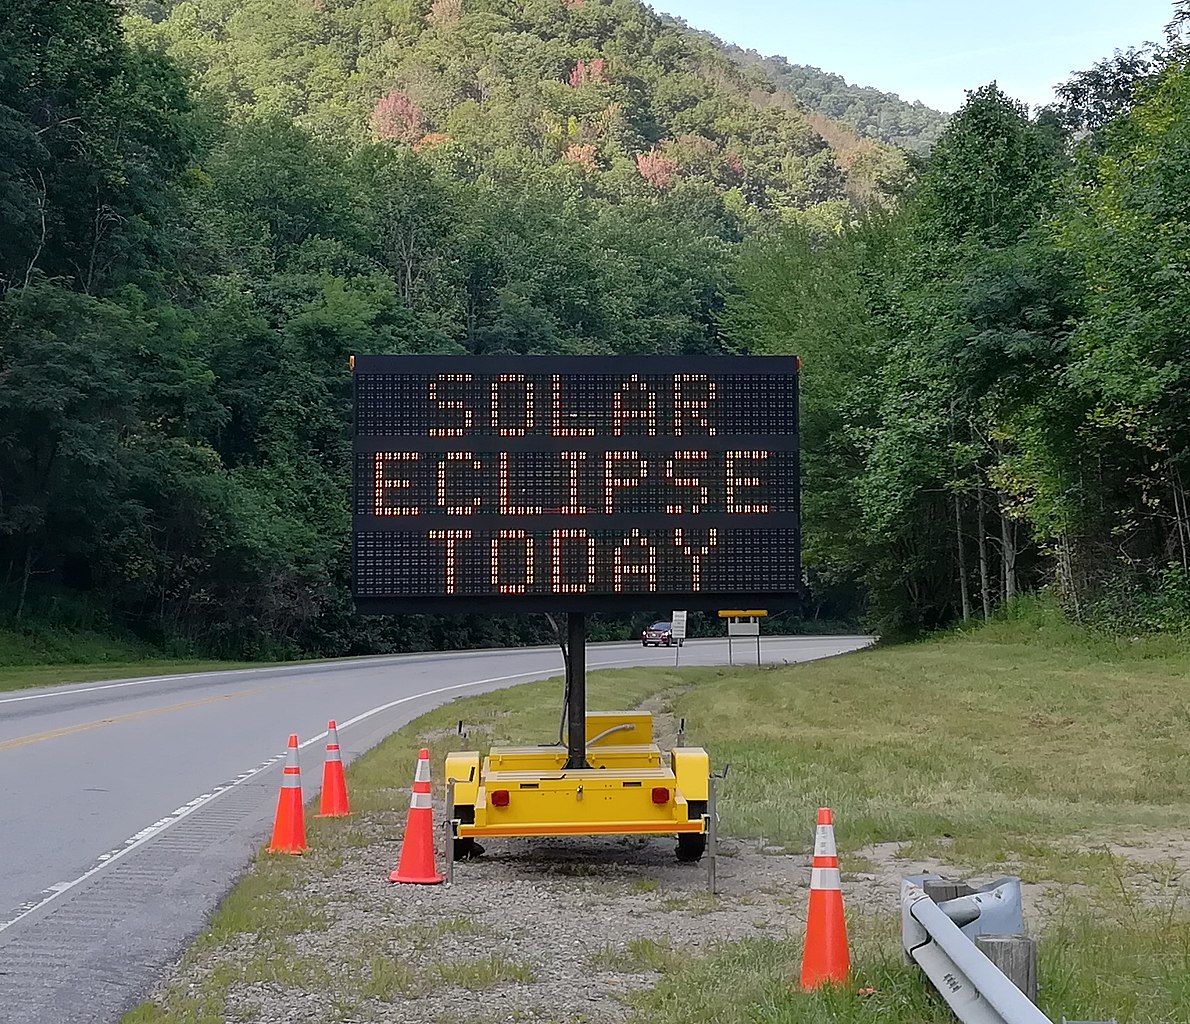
[728,618,760,637]
[721,611,765,666]
[671,610,688,667]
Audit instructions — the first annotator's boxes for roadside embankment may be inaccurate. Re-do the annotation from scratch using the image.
[127,614,1190,1024]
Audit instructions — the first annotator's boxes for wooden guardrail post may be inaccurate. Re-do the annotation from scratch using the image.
[923,878,976,903]
[976,934,1038,1003]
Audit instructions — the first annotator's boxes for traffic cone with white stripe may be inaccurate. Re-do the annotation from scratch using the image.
[800,807,849,989]
[318,720,351,818]
[268,735,308,854]
[388,748,443,884]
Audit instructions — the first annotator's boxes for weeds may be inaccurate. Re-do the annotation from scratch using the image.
[360,956,417,1001]
[591,937,681,974]
[427,955,536,990]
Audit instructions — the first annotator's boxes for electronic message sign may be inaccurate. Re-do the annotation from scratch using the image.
[351,356,800,613]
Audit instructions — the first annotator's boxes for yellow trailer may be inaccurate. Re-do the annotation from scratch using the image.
[443,615,711,862]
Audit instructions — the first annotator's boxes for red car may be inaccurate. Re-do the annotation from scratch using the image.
[641,621,683,647]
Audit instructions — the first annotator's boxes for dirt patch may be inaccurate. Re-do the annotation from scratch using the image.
[852,829,1190,924]
[1086,830,1190,873]
[849,839,1060,922]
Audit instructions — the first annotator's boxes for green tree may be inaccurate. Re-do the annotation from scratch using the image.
[0,0,195,294]
[1043,56,1190,608]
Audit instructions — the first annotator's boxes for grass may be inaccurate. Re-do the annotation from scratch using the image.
[0,622,264,692]
[235,946,333,988]
[360,956,418,1001]
[591,937,683,974]
[627,919,956,1024]
[359,915,490,953]
[0,654,265,693]
[0,621,327,692]
[427,954,537,990]
[0,621,158,666]
[191,852,332,951]
[0,620,279,692]
[407,915,489,946]
[124,601,1190,1023]
[659,891,719,915]
[680,602,1190,857]
[621,900,1190,1024]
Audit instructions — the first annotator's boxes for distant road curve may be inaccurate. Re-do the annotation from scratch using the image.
[0,634,873,1023]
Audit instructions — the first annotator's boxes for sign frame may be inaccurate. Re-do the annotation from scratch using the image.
[351,355,800,615]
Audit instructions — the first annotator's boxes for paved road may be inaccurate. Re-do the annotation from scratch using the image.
[0,635,871,1023]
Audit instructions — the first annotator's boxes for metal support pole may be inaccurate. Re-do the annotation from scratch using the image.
[728,635,734,666]
[706,775,718,895]
[756,633,761,666]
[564,612,589,770]
[444,779,456,885]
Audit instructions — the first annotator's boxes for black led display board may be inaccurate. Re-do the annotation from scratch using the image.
[351,356,800,613]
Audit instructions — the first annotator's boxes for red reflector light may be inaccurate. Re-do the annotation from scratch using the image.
[651,787,669,804]
[490,790,510,807]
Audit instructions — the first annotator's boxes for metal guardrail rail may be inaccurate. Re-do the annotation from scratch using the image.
[902,877,1053,1024]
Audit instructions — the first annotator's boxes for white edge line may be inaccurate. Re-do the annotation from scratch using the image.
[0,655,646,935]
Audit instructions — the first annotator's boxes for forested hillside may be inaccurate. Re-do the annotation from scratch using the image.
[726,49,949,155]
[125,0,915,211]
[1,0,1187,661]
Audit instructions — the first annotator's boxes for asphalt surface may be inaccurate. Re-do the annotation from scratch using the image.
[0,635,871,1023]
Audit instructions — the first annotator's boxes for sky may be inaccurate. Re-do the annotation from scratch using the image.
[653,0,1176,112]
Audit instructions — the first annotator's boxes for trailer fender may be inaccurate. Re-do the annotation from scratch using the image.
[445,751,481,809]
[671,747,710,805]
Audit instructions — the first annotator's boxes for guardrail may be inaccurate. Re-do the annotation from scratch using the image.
[901,876,1052,1024]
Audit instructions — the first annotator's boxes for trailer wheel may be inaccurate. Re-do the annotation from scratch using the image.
[452,805,484,859]
[676,800,708,862]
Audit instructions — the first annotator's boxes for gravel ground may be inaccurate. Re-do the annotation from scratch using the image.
[230,825,819,1024]
[151,795,874,1024]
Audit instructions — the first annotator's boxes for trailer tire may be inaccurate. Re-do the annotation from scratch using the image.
[676,801,708,862]
[451,805,484,859]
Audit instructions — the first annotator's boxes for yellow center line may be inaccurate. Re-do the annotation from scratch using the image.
[0,687,273,753]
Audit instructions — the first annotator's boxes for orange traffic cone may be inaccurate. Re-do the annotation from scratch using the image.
[318,720,351,818]
[388,748,443,884]
[268,734,308,854]
[800,807,849,989]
